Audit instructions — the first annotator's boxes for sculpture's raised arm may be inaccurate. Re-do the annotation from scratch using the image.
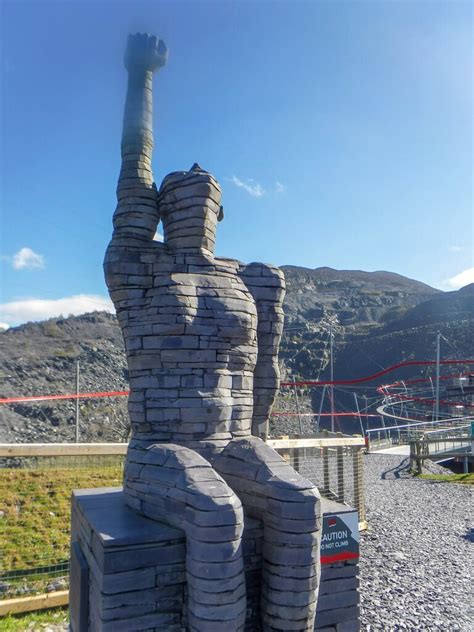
[113,33,167,241]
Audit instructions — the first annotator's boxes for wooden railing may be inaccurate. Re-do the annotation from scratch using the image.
[409,436,473,474]
[0,435,366,523]
[0,435,364,457]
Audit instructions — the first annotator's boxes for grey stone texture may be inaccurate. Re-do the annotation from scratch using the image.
[69,32,351,631]
[70,490,359,632]
[70,542,89,631]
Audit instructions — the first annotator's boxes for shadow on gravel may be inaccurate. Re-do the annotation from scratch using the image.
[381,457,411,480]
[461,528,473,543]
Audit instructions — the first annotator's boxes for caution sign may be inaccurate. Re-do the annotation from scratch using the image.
[320,510,359,564]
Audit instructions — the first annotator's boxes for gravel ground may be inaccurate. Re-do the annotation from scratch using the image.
[360,454,472,631]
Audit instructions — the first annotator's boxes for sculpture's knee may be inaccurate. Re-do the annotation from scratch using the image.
[124,443,247,631]
[214,437,321,631]
[125,442,243,529]
[265,479,321,536]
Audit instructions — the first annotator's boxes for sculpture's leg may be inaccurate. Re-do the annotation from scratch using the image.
[124,443,247,632]
[214,437,321,631]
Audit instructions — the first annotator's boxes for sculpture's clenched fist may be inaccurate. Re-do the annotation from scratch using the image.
[124,32,168,73]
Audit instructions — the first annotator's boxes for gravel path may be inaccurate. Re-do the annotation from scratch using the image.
[360,454,472,631]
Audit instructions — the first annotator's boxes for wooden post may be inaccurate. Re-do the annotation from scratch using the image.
[337,445,344,502]
[353,447,365,523]
[322,447,330,496]
[292,435,301,473]
[292,447,301,473]
[416,441,422,475]
[409,441,416,473]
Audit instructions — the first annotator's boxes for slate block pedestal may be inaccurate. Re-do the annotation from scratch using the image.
[315,499,360,632]
[70,488,187,632]
[70,488,359,632]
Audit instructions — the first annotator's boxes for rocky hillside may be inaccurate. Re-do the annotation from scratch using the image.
[0,269,472,442]
[0,313,128,443]
[279,267,471,381]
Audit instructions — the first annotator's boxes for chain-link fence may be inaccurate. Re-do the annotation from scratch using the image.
[0,439,365,604]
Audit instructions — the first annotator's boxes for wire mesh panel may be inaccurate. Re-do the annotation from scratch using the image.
[0,454,124,598]
[0,443,364,600]
[274,445,365,520]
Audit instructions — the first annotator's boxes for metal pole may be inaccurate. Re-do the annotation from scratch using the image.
[293,384,304,436]
[429,376,435,421]
[354,393,364,436]
[75,361,80,443]
[399,380,407,420]
[316,385,327,433]
[330,322,335,433]
[364,394,369,432]
[435,332,441,423]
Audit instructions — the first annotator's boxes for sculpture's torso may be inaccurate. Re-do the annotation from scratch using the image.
[109,247,259,456]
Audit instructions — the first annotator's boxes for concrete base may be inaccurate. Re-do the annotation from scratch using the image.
[70,488,359,631]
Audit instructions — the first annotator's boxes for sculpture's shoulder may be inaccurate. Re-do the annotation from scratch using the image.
[237,262,286,304]
[104,237,170,293]
[213,256,242,273]
[105,237,169,267]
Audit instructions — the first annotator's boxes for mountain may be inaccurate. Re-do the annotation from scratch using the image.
[381,284,474,330]
[0,269,472,442]
[280,273,473,433]
[281,266,439,328]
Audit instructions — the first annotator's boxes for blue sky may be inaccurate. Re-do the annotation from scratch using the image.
[0,0,472,327]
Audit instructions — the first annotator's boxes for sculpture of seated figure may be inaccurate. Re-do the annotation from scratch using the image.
[104,33,321,632]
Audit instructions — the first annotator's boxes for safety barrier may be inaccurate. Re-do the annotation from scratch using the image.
[0,435,365,614]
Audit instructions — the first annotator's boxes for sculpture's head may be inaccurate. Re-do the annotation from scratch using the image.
[157,164,223,255]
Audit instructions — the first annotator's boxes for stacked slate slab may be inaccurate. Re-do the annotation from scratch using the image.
[70,489,359,632]
[70,32,361,631]
[316,560,359,632]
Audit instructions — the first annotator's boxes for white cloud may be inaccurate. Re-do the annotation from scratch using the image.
[12,247,44,270]
[275,181,286,193]
[449,245,463,253]
[228,176,265,198]
[153,231,164,242]
[442,267,474,290]
[0,323,10,331]
[0,294,115,327]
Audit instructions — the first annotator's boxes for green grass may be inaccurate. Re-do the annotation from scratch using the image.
[0,607,68,631]
[0,462,123,573]
[418,472,474,485]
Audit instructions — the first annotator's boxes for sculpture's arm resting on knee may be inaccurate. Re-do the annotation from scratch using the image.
[238,263,286,438]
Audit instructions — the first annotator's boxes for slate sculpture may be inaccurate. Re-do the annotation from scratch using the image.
[103,33,322,632]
